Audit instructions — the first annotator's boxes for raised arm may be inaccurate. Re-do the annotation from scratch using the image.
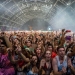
[68,57,75,74]
[59,29,66,47]
[8,48,18,64]
[3,33,12,48]
[17,46,30,62]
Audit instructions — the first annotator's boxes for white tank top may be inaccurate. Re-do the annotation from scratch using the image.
[56,55,67,71]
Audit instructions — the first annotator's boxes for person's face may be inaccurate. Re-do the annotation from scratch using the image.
[47,46,53,52]
[26,41,31,47]
[38,41,42,45]
[66,40,70,46]
[45,50,51,60]
[37,45,41,49]
[40,35,43,39]
[37,35,41,40]
[30,36,33,39]
[0,45,6,53]
[36,48,41,54]
[58,48,65,57]
[13,38,19,44]
[55,40,59,45]
[32,56,37,64]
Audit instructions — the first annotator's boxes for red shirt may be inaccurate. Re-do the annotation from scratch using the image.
[51,52,57,58]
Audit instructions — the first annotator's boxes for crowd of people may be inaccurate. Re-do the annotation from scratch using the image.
[0,29,75,75]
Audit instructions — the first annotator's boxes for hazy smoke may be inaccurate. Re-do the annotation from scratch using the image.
[21,18,51,31]
[21,6,75,31]
[50,7,75,31]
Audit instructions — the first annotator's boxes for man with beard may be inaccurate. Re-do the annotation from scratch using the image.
[52,46,74,75]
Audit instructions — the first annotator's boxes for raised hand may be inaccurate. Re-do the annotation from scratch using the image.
[67,58,72,68]
[17,45,22,52]
[61,67,67,74]
[7,48,12,52]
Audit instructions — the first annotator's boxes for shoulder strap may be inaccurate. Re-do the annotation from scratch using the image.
[56,55,60,66]
[64,55,67,62]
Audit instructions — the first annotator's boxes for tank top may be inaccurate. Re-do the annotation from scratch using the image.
[56,55,67,71]
[42,60,52,75]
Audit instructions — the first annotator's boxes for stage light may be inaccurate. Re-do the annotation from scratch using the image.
[47,26,52,31]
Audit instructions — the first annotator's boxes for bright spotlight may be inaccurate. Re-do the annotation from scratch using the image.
[47,26,52,31]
